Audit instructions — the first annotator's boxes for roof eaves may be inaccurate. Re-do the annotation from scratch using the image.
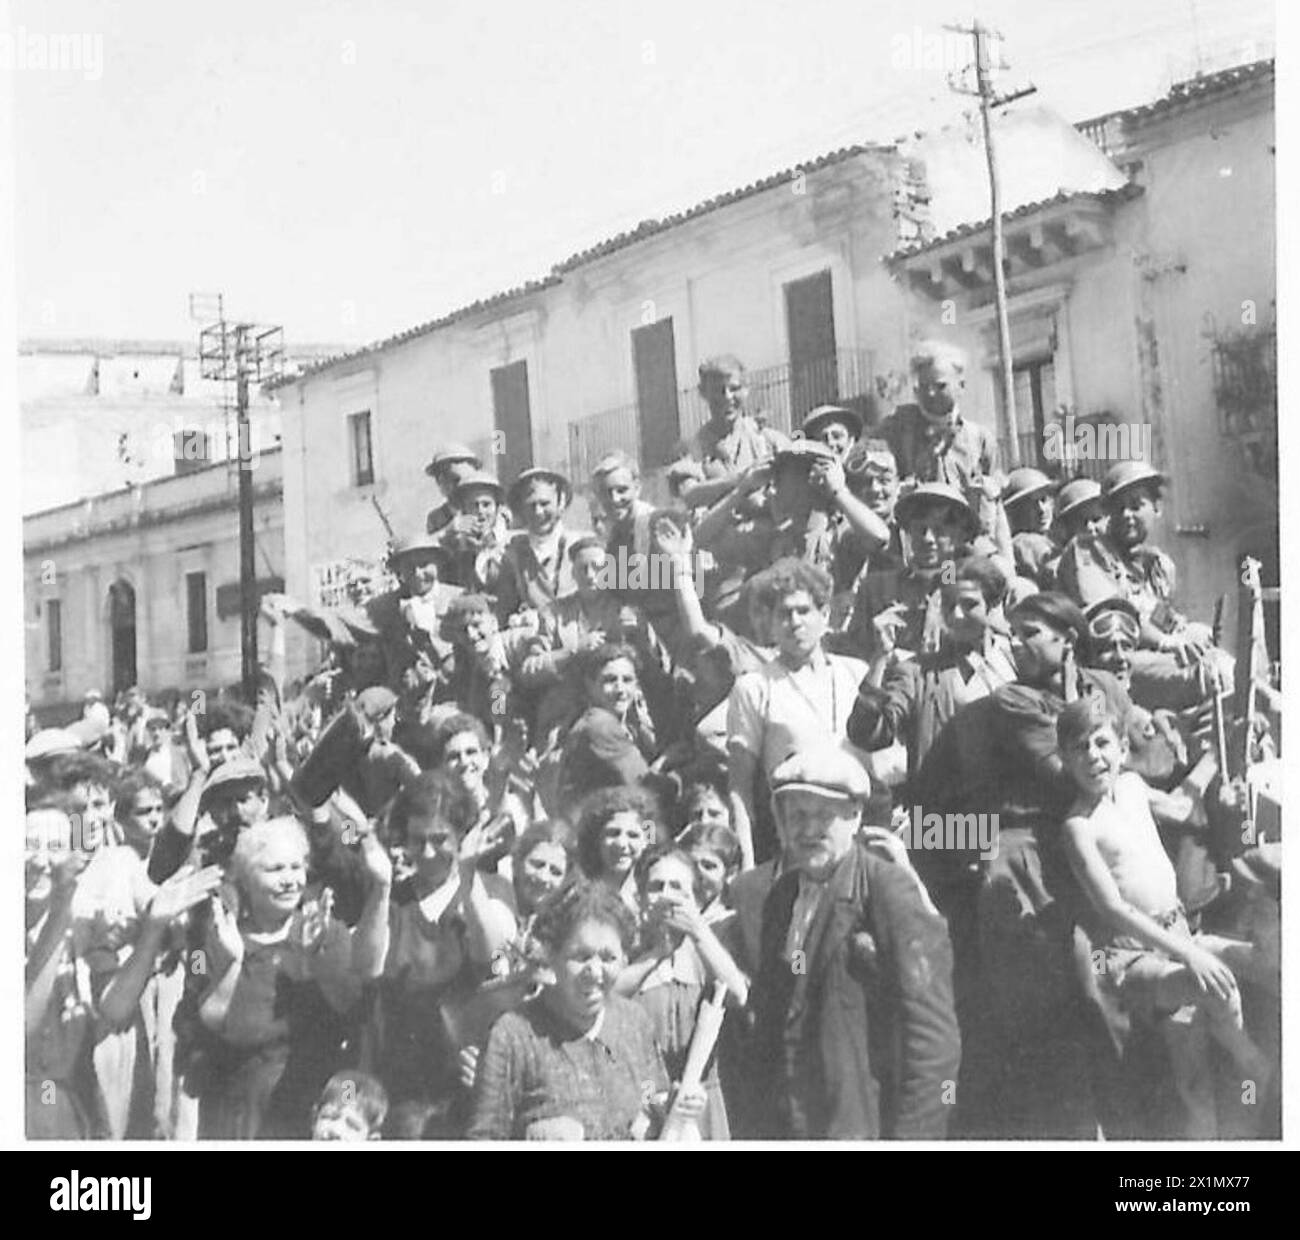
[277,140,896,388]
[884,182,1144,264]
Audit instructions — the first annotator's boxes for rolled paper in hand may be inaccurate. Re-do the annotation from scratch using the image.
[659,982,728,1143]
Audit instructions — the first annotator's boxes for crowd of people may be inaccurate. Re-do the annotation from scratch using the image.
[25,343,1281,1141]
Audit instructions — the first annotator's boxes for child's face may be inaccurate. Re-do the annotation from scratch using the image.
[242,838,308,925]
[588,657,638,716]
[458,609,498,655]
[572,546,608,593]
[598,468,639,521]
[1066,501,1107,542]
[686,788,729,832]
[1011,494,1054,535]
[518,841,568,912]
[818,421,855,459]
[232,784,270,829]
[1010,616,1071,683]
[125,789,166,844]
[551,918,626,1027]
[906,504,964,570]
[1062,723,1127,797]
[689,847,728,908]
[313,1104,375,1142]
[598,812,646,879]
[644,855,699,934]
[442,730,488,789]
[520,481,562,536]
[1107,488,1158,549]
[462,489,500,525]
[943,580,990,648]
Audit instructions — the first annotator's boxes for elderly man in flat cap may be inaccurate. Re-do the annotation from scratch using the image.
[747,749,959,1140]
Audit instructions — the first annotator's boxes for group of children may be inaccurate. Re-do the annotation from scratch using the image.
[24,343,1280,1140]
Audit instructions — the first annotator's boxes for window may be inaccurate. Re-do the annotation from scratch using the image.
[174,429,212,476]
[490,361,534,483]
[186,572,208,654]
[1012,356,1057,467]
[46,599,62,673]
[349,411,374,486]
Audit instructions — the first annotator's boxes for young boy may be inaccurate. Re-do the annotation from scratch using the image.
[311,1070,389,1141]
[1057,696,1273,1137]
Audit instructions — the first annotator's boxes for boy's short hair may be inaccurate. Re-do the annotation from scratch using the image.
[1008,591,1088,648]
[1056,694,1125,752]
[910,339,967,376]
[441,594,496,638]
[315,1070,389,1133]
[591,450,639,482]
[678,820,742,873]
[698,354,746,385]
[949,555,1008,608]
[751,557,833,612]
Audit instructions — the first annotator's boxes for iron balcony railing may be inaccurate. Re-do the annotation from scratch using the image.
[567,348,876,484]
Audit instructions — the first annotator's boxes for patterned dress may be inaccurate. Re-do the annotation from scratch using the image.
[468,994,668,1140]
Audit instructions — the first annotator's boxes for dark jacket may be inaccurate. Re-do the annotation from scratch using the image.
[749,840,960,1139]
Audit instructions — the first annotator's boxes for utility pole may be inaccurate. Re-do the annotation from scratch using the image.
[947,21,1036,467]
[190,293,284,704]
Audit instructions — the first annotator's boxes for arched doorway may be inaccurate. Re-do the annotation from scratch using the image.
[108,580,138,695]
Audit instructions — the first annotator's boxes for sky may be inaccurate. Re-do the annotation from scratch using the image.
[10,0,1276,349]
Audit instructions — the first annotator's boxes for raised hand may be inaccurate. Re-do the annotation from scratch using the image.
[210,894,244,964]
[298,889,336,953]
[146,865,224,929]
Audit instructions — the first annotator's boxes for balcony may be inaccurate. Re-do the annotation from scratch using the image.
[567,348,876,484]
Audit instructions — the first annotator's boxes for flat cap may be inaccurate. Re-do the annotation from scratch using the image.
[201,755,266,798]
[770,749,871,802]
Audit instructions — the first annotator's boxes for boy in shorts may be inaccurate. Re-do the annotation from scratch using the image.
[1057,696,1273,1136]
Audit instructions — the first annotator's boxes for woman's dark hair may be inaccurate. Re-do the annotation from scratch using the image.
[386,769,472,847]
[634,842,707,907]
[113,769,165,826]
[1008,591,1088,648]
[573,641,641,691]
[949,555,1008,608]
[432,712,491,766]
[751,558,833,611]
[199,700,255,741]
[678,821,742,874]
[531,879,637,955]
[512,820,574,870]
[574,784,661,878]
